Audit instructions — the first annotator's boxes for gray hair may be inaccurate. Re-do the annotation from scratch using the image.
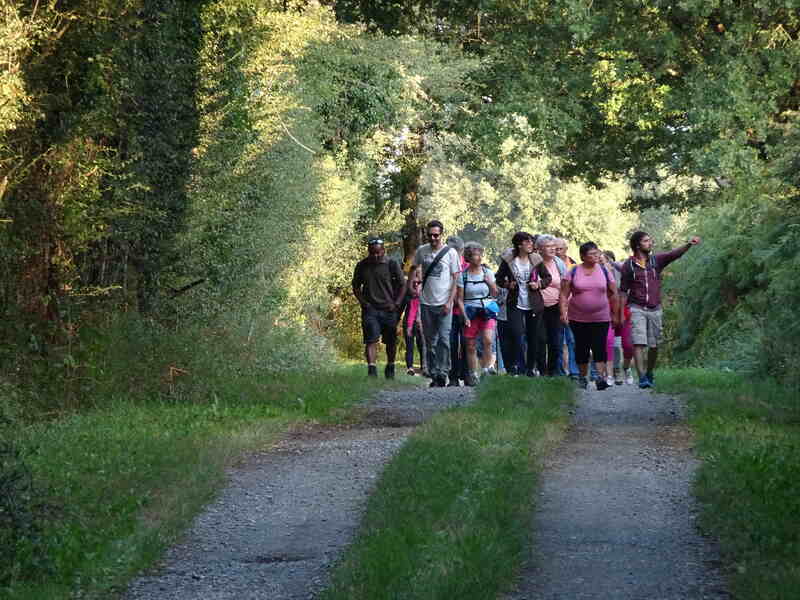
[463,241,484,260]
[446,235,464,253]
[536,234,556,249]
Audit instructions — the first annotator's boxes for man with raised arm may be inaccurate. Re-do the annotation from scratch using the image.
[411,220,461,387]
[619,231,701,389]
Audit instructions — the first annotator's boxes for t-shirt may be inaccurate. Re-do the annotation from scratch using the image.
[541,260,561,307]
[352,256,405,310]
[414,244,460,306]
[513,257,532,310]
[565,265,611,322]
[457,267,496,307]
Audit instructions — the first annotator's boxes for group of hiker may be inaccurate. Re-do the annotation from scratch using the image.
[351,220,700,390]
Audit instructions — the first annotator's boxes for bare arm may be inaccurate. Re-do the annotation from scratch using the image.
[456,286,468,326]
[559,279,571,325]
[443,270,458,314]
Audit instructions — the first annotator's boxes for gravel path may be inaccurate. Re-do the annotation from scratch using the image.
[505,383,730,600]
[123,383,473,600]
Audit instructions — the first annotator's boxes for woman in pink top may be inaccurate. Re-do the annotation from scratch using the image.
[537,234,565,376]
[559,241,619,390]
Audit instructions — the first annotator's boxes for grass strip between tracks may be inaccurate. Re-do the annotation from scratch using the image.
[656,368,800,600]
[3,365,407,600]
[320,375,574,600]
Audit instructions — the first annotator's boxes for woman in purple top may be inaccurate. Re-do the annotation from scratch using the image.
[559,241,619,390]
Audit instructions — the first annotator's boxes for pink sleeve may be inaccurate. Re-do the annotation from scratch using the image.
[407,298,419,327]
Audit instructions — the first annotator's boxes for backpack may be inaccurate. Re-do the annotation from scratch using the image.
[568,263,611,287]
[461,265,492,300]
[462,266,500,318]
[621,255,660,282]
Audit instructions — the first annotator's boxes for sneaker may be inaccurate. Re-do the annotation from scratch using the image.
[638,375,652,389]
[406,368,416,376]
[578,376,588,390]
[465,372,480,387]
[447,379,461,387]
[646,372,655,386]
[487,366,498,376]
[596,378,611,391]
[367,365,378,377]
[437,376,448,387]
[384,364,395,380]
[614,368,624,386]
[624,369,634,385]
[606,375,615,387]
[525,369,537,377]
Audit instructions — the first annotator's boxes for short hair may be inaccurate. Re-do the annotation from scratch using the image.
[426,219,444,232]
[463,241,484,260]
[536,234,556,249]
[446,235,464,252]
[579,241,599,258]
[630,231,649,253]
[511,231,533,257]
[603,250,616,262]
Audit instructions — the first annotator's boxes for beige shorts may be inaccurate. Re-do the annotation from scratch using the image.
[630,305,663,348]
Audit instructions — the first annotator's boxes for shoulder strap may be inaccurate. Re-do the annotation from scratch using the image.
[422,246,451,291]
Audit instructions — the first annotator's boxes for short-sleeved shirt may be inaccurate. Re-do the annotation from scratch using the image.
[541,260,561,307]
[352,256,405,310]
[565,265,611,322]
[457,267,496,307]
[414,244,460,306]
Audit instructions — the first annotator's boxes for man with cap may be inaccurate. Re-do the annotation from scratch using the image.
[352,237,407,378]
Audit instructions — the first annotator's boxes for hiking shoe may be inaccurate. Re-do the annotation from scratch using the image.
[447,379,461,387]
[367,365,378,377]
[578,376,588,390]
[465,372,479,387]
[624,369,634,385]
[384,364,395,380]
[638,375,652,389]
[406,368,416,376]
[596,378,611,391]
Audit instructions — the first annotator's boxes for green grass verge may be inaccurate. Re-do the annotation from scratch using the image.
[3,365,409,600]
[319,376,574,600]
[656,368,800,600]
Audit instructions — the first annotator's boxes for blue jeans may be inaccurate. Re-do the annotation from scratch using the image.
[421,304,453,379]
[558,325,579,376]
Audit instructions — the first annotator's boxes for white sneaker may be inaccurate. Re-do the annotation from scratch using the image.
[624,369,634,385]
[606,376,614,387]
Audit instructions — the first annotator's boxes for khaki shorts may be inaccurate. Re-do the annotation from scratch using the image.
[630,305,663,348]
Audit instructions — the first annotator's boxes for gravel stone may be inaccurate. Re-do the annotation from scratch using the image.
[505,383,731,600]
[123,383,474,600]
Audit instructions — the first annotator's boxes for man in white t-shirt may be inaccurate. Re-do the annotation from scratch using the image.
[411,220,461,387]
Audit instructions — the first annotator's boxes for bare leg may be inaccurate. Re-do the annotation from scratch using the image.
[594,361,608,378]
[633,345,647,377]
[578,363,589,377]
[365,342,378,365]
[480,329,495,369]
[465,338,479,373]
[646,347,658,374]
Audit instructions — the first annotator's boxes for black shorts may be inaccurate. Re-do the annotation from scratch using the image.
[361,306,399,345]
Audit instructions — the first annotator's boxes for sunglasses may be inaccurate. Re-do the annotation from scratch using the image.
[428,232,442,238]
